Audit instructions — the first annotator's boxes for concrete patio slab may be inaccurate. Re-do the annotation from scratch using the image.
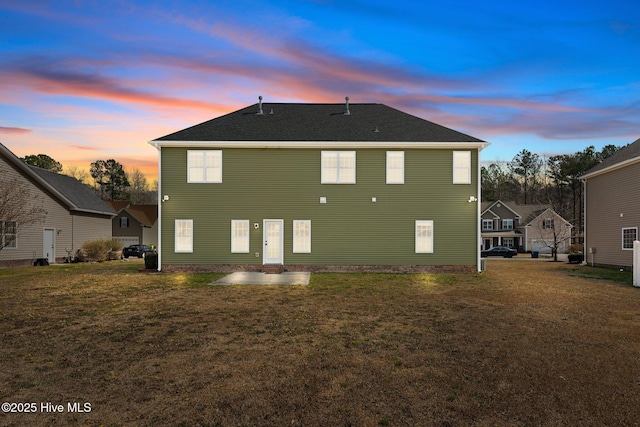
[210,272,310,286]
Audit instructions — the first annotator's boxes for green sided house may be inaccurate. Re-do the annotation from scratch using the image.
[150,99,489,273]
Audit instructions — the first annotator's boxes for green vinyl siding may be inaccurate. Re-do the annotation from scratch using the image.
[160,147,479,266]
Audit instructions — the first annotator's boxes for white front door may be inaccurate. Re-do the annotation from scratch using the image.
[43,228,55,263]
[263,220,284,264]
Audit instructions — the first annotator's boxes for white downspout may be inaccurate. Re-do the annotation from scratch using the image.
[156,146,162,271]
[582,178,588,265]
[477,148,482,272]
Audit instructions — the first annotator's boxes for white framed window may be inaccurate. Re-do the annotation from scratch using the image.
[120,217,129,228]
[188,150,222,183]
[321,151,356,184]
[503,237,515,248]
[293,220,311,253]
[482,219,493,231]
[175,219,193,253]
[622,227,637,250]
[453,151,471,184]
[543,218,554,229]
[415,220,434,253]
[502,219,513,230]
[386,151,404,184]
[2,221,17,249]
[231,220,250,253]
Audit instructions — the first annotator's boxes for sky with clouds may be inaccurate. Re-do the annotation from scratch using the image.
[1,0,639,177]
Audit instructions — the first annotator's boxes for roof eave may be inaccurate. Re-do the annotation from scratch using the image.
[581,155,640,180]
[148,140,490,150]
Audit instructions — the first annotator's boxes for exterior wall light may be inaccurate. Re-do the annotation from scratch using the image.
[162,195,170,202]
[468,196,478,202]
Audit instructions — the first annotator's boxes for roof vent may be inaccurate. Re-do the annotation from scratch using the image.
[256,96,264,115]
[269,108,274,115]
[344,96,350,115]
[374,126,379,133]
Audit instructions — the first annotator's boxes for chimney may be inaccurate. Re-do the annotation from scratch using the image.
[344,96,350,115]
[256,95,264,115]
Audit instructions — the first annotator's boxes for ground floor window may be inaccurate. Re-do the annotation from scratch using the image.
[231,220,250,253]
[1,221,17,249]
[503,238,515,248]
[622,227,637,250]
[415,220,434,253]
[293,220,311,253]
[175,219,193,253]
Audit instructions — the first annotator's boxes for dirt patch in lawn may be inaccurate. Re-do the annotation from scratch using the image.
[1,259,639,426]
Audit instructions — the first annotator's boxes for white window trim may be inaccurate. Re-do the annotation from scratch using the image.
[187,150,222,183]
[502,219,513,230]
[174,219,193,253]
[482,219,493,231]
[386,151,404,184]
[293,220,311,253]
[321,151,356,184]
[622,227,638,250]
[231,220,250,253]
[453,151,471,184]
[415,220,434,254]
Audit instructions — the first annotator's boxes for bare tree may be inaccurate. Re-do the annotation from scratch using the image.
[0,176,47,250]
[64,165,90,184]
[530,211,572,262]
[126,168,156,204]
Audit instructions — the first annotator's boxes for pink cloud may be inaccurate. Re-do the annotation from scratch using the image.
[0,126,31,134]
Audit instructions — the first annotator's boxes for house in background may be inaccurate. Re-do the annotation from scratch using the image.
[481,200,572,254]
[105,201,158,248]
[0,143,115,267]
[581,137,640,267]
[150,98,489,273]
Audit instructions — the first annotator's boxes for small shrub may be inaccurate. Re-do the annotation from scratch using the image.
[81,239,123,262]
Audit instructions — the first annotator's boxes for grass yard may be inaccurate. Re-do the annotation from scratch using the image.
[1,259,639,426]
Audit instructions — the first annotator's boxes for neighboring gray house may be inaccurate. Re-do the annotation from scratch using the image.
[581,137,640,267]
[105,201,158,248]
[481,200,572,254]
[0,143,115,266]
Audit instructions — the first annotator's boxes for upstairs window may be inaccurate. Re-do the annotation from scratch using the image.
[321,151,356,184]
[120,217,129,228]
[622,227,637,250]
[188,150,222,183]
[543,219,554,229]
[482,219,494,231]
[386,151,404,184]
[502,219,513,230]
[453,151,471,184]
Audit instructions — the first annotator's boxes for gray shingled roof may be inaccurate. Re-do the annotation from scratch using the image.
[28,166,115,216]
[1,142,114,216]
[582,137,640,177]
[154,103,485,143]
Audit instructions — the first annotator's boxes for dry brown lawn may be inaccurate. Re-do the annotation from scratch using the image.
[0,259,639,426]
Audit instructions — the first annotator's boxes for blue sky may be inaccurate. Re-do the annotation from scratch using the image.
[1,0,639,176]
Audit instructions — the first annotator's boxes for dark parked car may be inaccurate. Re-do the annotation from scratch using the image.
[481,246,517,258]
[122,244,156,258]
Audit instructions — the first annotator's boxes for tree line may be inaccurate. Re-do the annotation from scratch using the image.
[482,144,624,242]
[20,154,157,204]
